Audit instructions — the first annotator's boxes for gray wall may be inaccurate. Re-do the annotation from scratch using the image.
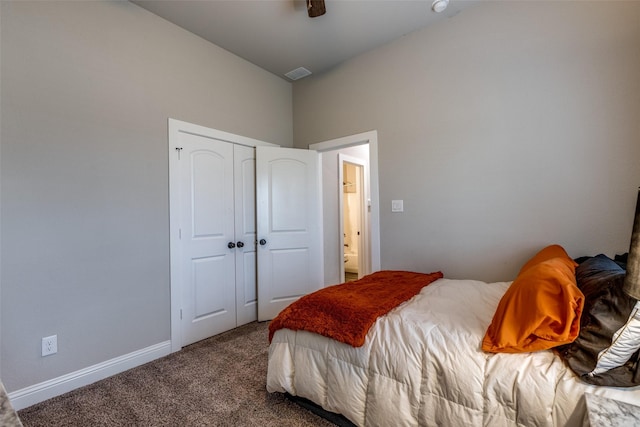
[0,1,292,391]
[293,1,640,282]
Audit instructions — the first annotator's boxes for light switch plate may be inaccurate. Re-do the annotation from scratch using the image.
[391,200,404,212]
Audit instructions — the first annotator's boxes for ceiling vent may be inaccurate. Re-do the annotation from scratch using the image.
[285,67,312,81]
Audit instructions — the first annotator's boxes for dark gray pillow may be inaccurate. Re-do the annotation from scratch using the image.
[558,255,640,386]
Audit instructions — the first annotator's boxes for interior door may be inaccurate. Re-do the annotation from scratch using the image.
[178,133,237,346]
[256,146,324,321]
[234,144,258,326]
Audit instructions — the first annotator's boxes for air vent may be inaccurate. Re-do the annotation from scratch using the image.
[284,67,312,81]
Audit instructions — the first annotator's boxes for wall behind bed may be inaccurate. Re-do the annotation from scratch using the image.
[293,1,640,282]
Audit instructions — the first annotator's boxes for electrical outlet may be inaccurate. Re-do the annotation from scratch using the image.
[42,335,58,357]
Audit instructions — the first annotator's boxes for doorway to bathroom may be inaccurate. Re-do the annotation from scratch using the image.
[309,130,380,287]
[340,155,366,282]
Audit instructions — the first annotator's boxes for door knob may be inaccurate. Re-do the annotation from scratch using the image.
[227,242,236,249]
[259,239,267,246]
[236,241,244,248]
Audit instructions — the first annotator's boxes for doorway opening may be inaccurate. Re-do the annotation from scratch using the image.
[309,130,381,287]
[340,156,366,282]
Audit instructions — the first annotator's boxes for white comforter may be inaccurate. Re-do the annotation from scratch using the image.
[267,278,640,426]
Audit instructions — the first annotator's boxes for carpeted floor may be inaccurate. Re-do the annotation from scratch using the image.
[18,322,335,427]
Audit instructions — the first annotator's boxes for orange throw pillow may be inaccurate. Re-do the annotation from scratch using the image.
[482,245,584,353]
[517,244,577,275]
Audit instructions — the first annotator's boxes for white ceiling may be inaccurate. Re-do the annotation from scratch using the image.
[132,0,479,80]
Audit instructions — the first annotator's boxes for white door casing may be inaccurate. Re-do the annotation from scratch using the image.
[256,146,324,321]
[309,131,381,282]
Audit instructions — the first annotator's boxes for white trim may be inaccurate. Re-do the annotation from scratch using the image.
[168,118,276,149]
[309,131,381,273]
[8,341,171,410]
[338,155,346,281]
[168,119,276,352]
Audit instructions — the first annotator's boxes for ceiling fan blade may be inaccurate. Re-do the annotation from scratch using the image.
[307,0,326,18]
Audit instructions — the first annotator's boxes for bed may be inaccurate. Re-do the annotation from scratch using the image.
[266,247,640,426]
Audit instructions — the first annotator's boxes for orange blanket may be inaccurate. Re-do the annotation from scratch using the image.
[268,270,443,347]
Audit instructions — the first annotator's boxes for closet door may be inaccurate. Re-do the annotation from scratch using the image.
[234,144,258,326]
[169,119,324,349]
[256,146,324,321]
[178,133,237,346]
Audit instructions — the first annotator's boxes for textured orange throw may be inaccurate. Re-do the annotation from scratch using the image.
[268,270,443,347]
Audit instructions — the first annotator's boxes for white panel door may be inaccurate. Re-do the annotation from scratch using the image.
[179,133,237,346]
[256,146,324,321]
[234,144,258,326]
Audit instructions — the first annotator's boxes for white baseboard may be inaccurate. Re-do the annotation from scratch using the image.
[8,340,172,411]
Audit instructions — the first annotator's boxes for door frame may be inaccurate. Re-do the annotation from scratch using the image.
[338,154,367,281]
[168,118,275,352]
[309,130,381,277]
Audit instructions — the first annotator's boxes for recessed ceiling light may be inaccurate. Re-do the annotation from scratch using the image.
[432,0,449,13]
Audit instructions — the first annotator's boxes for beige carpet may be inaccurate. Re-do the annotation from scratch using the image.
[18,322,334,427]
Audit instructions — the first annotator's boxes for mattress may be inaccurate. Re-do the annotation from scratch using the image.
[267,278,640,426]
